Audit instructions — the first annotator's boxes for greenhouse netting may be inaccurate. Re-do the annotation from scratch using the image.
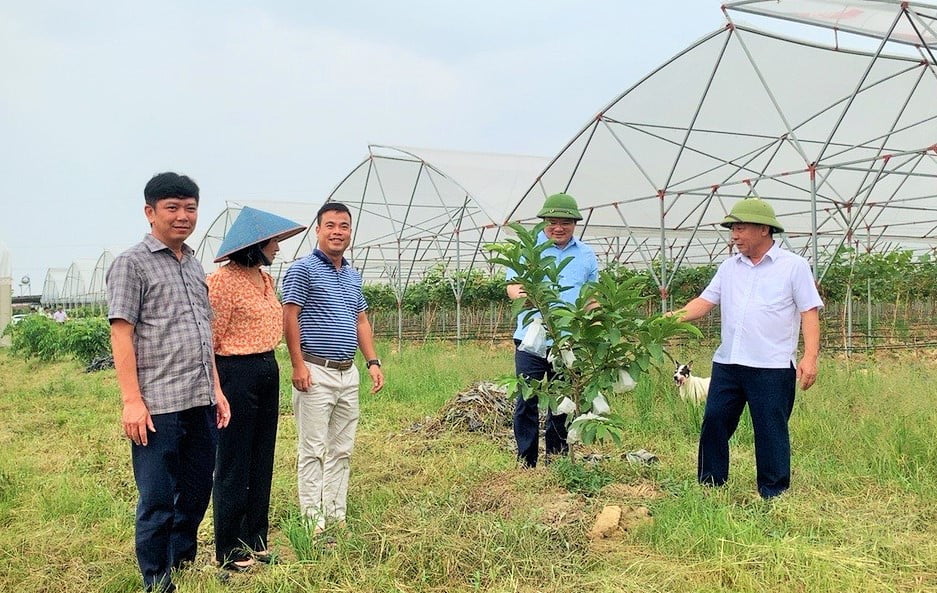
[196,145,548,341]
[503,0,937,311]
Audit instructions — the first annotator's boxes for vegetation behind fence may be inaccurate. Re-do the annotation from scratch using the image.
[6,249,935,362]
[370,300,937,350]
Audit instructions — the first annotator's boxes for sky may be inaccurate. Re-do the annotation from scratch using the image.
[0,1,731,293]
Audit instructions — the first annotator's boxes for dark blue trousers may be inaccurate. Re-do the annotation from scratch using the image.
[698,362,796,498]
[213,352,279,565]
[514,342,568,468]
[131,405,217,592]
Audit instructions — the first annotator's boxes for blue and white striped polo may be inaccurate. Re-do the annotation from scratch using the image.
[281,249,367,361]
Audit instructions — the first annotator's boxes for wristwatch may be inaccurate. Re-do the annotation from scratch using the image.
[366,359,382,368]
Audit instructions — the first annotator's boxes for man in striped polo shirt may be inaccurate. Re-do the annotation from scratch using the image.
[282,202,385,532]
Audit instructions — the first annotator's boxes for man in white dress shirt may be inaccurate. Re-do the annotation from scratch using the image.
[672,198,822,499]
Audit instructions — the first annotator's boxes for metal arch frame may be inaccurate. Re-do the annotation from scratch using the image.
[306,145,509,343]
[505,3,937,306]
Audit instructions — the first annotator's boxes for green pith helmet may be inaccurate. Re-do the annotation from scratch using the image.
[721,198,784,233]
[536,193,583,220]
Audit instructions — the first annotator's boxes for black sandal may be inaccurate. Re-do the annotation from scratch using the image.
[221,558,255,572]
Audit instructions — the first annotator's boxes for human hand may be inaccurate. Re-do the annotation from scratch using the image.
[215,392,231,428]
[368,365,384,393]
[797,356,818,390]
[292,365,312,392]
[122,398,155,446]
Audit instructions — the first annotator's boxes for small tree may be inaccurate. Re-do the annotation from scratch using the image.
[488,222,702,447]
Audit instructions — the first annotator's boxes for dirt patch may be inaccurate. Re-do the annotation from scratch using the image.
[540,492,588,529]
[466,469,587,529]
[600,480,665,502]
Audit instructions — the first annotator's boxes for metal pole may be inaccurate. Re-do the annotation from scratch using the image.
[397,246,403,347]
[866,228,872,349]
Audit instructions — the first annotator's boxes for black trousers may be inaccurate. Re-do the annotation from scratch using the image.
[212,352,279,564]
[698,362,797,498]
[513,341,568,468]
[131,405,217,592]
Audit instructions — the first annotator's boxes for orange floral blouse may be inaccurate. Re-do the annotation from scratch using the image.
[207,263,283,355]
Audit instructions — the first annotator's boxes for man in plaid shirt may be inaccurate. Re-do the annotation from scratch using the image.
[107,172,231,593]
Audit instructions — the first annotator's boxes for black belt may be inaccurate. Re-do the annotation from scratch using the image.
[302,352,354,370]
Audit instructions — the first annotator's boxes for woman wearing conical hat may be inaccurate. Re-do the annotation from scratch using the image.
[207,207,306,572]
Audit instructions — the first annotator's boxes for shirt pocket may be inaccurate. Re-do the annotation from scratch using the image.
[753,274,792,310]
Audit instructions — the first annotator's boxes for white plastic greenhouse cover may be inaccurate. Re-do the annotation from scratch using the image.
[41,267,68,307]
[61,259,98,306]
[728,0,937,46]
[504,0,937,295]
[197,146,548,289]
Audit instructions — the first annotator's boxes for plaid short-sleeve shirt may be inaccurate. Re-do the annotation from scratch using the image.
[106,234,217,414]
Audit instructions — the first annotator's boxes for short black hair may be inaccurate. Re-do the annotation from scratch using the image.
[144,172,200,207]
[316,202,352,226]
[228,240,271,267]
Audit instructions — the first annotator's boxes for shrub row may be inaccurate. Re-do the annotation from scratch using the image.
[3,315,111,365]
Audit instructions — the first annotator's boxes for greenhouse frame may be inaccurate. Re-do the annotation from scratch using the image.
[25,1,937,349]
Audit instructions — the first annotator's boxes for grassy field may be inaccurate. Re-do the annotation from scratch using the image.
[1,341,936,592]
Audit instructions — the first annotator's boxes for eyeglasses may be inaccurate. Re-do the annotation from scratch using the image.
[545,219,576,228]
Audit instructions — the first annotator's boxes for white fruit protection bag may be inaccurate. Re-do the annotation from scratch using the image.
[518,317,548,358]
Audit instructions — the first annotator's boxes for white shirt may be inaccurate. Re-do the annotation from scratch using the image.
[701,241,823,368]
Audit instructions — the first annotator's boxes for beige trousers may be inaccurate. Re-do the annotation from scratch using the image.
[293,361,360,529]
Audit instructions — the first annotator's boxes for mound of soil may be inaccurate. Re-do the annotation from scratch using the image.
[409,381,513,438]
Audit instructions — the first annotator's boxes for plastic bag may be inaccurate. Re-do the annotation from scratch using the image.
[591,393,610,415]
[518,317,548,358]
[556,396,576,415]
[568,412,601,444]
[559,348,576,368]
[612,368,636,393]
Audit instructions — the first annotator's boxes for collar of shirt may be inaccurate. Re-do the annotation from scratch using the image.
[734,239,780,267]
[312,248,349,268]
[143,233,194,256]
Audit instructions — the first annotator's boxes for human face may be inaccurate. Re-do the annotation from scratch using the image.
[730,222,772,259]
[261,237,280,264]
[316,210,352,260]
[543,217,576,247]
[145,197,198,248]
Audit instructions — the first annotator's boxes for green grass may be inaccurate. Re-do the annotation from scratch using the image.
[1,343,937,592]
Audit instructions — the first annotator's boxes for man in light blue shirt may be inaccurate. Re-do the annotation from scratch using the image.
[506,193,598,467]
[673,198,822,498]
